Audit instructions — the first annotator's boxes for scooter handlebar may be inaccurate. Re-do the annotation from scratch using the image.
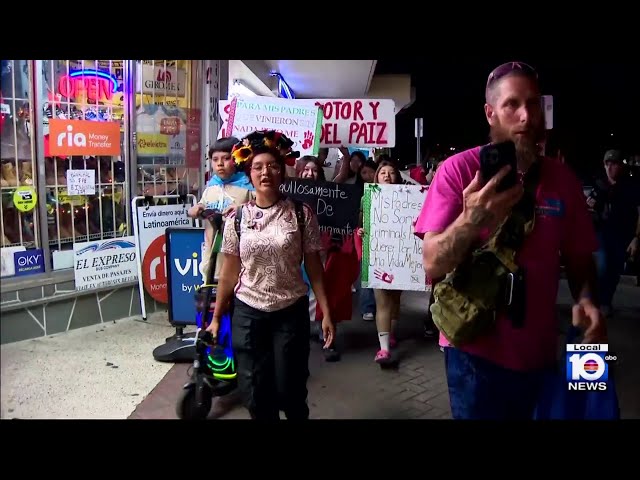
[199,209,224,231]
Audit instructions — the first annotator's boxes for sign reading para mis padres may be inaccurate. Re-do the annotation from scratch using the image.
[48,119,121,156]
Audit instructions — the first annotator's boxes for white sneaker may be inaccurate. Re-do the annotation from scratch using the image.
[362,313,374,321]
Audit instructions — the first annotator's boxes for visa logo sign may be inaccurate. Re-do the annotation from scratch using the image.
[174,252,204,277]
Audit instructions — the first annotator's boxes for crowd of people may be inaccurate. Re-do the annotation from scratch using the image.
[187,60,636,420]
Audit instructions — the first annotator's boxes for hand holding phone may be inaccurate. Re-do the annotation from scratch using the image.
[480,141,518,192]
[462,160,524,231]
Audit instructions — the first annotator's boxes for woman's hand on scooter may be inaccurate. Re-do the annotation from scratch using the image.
[188,203,205,219]
[206,315,220,340]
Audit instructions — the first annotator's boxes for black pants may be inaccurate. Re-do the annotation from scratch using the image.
[231,296,311,420]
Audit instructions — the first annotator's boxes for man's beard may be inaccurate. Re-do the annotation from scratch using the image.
[490,123,541,172]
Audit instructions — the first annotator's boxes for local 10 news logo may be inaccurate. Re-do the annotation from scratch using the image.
[566,344,616,391]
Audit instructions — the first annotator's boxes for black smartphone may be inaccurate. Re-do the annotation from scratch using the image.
[479,141,518,192]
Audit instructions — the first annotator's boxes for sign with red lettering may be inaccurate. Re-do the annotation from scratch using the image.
[219,98,395,148]
[58,72,117,104]
[225,96,322,155]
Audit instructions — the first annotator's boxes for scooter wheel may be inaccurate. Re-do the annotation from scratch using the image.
[176,385,212,420]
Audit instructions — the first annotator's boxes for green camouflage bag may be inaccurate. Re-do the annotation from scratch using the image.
[430,161,541,347]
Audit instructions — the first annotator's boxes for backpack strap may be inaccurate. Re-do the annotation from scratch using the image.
[293,199,306,263]
[234,204,244,241]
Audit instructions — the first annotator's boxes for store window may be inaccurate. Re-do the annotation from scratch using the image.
[134,60,202,200]
[41,60,129,271]
[0,60,41,278]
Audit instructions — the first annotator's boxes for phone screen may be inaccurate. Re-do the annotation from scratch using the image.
[479,141,518,192]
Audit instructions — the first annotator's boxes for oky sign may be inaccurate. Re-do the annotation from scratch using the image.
[218,99,395,148]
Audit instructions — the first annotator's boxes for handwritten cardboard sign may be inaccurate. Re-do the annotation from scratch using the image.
[279,178,361,241]
[313,99,395,147]
[219,98,395,148]
[361,183,428,291]
[226,96,322,156]
[67,169,96,195]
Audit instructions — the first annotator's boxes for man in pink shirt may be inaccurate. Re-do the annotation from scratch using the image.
[414,61,607,419]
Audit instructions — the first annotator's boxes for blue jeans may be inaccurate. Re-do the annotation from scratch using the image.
[355,270,376,316]
[444,348,550,420]
[595,232,628,308]
[359,288,376,316]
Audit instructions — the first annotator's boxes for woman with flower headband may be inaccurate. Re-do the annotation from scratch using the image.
[208,129,335,420]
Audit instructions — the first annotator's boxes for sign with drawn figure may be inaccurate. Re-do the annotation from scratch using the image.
[313,99,395,148]
[218,98,395,149]
[361,183,428,291]
[225,96,322,156]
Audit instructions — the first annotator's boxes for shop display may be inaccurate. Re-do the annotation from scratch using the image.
[2,59,203,278]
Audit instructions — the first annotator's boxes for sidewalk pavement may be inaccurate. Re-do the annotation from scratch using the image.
[130,279,640,420]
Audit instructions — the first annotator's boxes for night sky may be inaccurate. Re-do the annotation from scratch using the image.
[376,58,640,181]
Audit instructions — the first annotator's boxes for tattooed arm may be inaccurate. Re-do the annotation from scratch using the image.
[423,166,523,279]
[423,216,484,279]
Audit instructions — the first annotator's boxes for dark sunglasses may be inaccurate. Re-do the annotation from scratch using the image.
[486,61,538,89]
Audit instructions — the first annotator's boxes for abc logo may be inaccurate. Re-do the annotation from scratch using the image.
[568,352,607,381]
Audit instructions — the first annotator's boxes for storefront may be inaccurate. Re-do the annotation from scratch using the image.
[1,60,223,344]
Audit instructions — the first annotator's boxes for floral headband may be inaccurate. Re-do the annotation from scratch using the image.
[231,130,300,167]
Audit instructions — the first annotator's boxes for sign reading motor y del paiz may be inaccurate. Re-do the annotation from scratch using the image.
[13,249,45,276]
[166,227,206,326]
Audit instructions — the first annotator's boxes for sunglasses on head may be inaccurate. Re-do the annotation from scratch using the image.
[486,61,538,89]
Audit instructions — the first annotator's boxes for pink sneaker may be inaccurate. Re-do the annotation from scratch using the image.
[389,334,397,348]
[375,349,391,364]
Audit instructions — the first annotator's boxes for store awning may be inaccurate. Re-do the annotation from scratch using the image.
[263,60,377,99]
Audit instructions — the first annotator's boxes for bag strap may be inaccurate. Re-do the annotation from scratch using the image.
[234,204,243,240]
[293,199,306,263]
[482,158,543,272]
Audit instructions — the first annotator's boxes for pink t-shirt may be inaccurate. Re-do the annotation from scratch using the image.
[221,197,322,312]
[414,146,598,371]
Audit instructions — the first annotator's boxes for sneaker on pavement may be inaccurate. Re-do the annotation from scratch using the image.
[362,313,374,321]
[375,349,392,364]
[323,347,341,362]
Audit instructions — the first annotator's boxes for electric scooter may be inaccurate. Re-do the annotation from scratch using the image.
[176,209,238,419]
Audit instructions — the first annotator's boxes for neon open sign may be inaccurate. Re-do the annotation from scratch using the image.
[58,69,119,103]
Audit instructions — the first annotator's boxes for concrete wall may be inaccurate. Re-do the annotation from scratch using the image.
[1,281,166,344]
